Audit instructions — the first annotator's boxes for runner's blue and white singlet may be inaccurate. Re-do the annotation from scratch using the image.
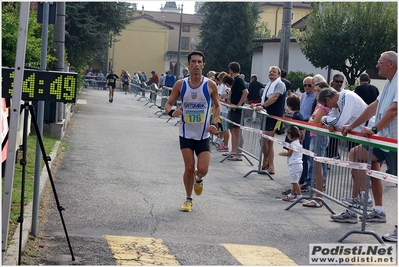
[179,76,211,140]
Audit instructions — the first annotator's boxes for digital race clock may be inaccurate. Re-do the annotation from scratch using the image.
[2,67,78,103]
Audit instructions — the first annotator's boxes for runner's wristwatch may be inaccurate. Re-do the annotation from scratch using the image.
[371,126,378,134]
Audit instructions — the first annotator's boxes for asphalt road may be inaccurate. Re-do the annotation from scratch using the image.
[20,87,397,265]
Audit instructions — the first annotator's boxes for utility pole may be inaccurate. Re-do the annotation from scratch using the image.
[176,3,183,78]
[279,2,292,71]
[53,2,66,122]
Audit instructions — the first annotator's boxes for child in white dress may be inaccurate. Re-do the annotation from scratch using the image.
[279,125,303,202]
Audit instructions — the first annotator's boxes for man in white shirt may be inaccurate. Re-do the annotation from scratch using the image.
[337,51,397,233]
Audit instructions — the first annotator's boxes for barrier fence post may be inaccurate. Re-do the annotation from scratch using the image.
[219,105,248,163]
[243,110,273,179]
[156,86,170,116]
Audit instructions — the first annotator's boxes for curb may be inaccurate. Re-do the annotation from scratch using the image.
[3,141,61,265]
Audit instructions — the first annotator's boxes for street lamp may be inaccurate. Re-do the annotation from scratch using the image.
[176,3,183,78]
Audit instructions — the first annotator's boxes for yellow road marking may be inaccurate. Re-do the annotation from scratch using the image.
[221,243,297,266]
[104,235,179,266]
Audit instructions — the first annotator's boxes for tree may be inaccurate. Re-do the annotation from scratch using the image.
[196,2,261,78]
[254,21,272,39]
[299,2,397,85]
[2,3,54,69]
[65,2,134,72]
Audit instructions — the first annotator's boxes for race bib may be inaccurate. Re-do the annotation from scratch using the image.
[185,110,205,124]
[109,79,115,83]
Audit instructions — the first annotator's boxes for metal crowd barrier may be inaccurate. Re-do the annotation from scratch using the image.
[131,80,141,96]
[155,86,172,117]
[268,114,398,243]
[214,102,397,243]
[144,84,159,108]
[137,82,149,102]
[166,95,182,126]
[218,102,273,180]
[83,75,98,88]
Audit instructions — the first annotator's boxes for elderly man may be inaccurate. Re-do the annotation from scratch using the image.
[319,87,368,132]
[298,76,315,191]
[340,52,397,240]
[325,73,346,160]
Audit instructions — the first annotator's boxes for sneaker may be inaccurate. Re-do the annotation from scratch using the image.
[359,209,387,223]
[342,197,358,206]
[351,197,373,212]
[216,145,229,152]
[330,209,358,224]
[301,184,310,192]
[193,170,203,196]
[111,98,113,103]
[382,226,397,242]
[180,198,193,212]
[214,138,223,146]
[109,99,111,103]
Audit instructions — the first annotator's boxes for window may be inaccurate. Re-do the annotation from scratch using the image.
[181,37,189,50]
[182,25,190,32]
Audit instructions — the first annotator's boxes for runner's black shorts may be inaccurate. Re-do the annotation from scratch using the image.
[179,136,211,156]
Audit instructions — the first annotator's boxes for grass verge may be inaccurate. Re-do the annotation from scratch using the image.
[2,134,59,248]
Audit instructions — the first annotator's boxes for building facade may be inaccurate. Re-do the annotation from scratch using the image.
[102,2,313,80]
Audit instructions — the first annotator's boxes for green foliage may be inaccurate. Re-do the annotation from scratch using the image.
[254,21,272,39]
[196,2,261,78]
[277,28,306,38]
[65,2,133,72]
[286,70,314,93]
[299,2,397,85]
[2,3,55,68]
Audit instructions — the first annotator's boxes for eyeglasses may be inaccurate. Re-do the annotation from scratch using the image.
[377,60,391,65]
[303,84,312,87]
[334,80,344,84]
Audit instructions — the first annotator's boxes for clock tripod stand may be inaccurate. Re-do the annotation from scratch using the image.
[13,101,75,264]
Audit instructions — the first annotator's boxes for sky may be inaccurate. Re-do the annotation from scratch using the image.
[133,1,196,14]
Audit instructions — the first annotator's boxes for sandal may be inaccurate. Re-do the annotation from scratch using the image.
[262,165,269,170]
[281,196,295,202]
[228,156,243,161]
[302,199,323,208]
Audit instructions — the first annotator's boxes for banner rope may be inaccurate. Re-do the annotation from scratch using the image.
[219,104,398,183]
